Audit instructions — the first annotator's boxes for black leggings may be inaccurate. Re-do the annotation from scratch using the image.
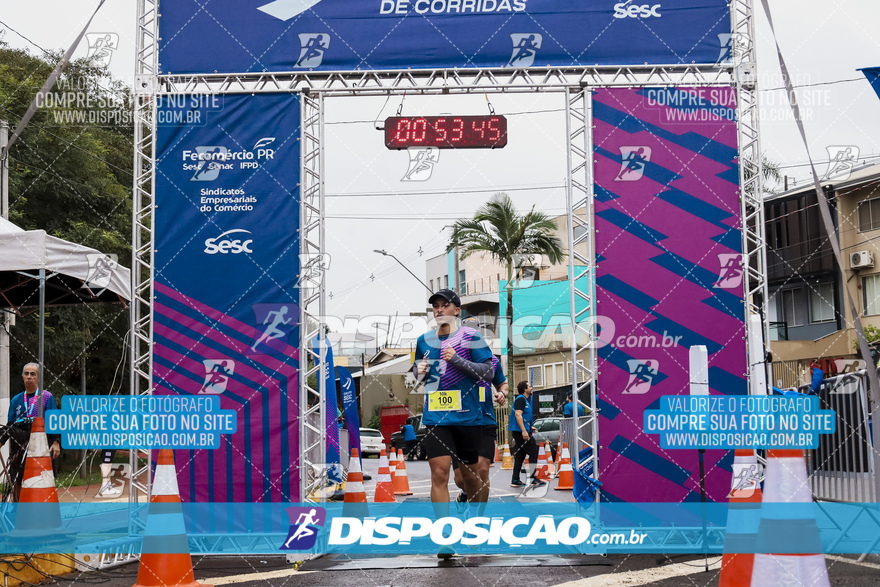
[511,431,539,482]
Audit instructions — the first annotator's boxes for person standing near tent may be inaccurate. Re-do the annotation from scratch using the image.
[413,289,494,528]
[4,363,61,501]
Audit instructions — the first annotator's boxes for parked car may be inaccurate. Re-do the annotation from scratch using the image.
[359,427,386,457]
[389,415,428,460]
[532,417,561,460]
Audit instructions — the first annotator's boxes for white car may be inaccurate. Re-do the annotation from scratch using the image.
[359,428,386,457]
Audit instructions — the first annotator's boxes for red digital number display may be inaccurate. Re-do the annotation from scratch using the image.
[384,115,508,149]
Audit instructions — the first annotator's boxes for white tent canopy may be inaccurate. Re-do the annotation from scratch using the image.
[0,216,130,309]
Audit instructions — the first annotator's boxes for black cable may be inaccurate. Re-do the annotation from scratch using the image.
[0,20,52,56]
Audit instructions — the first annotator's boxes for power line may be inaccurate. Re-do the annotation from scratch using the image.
[760,77,864,92]
[0,20,51,56]
[326,183,565,198]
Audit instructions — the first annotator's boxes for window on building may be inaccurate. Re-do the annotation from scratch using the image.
[810,282,835,323]
[779,288,805,327]
[858,198,880,232]
[864,274,880,315]
[459,270,466,294]
[566,360,588,384]
[429,279,434,292]
[527,365,543,388]
[443,275,448,289]
[541,362,564,387]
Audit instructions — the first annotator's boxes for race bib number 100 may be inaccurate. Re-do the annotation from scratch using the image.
[428,390,462,411]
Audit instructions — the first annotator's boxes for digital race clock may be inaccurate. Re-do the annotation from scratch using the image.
[384,115,508,149]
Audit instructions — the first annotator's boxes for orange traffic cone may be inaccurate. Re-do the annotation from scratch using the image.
[393,449,413,496]
[501,444,513,470]
[536,444,550,481]
[719,449,763,587]
[490,443,499,467]
[388,448,398,478]
[133,449,210,587]
[343,448,369,517]
[14,416,62,534]
[751,449,829,587]
[544,441,556,476]
[554,443,574,490]
[373,449,396,503]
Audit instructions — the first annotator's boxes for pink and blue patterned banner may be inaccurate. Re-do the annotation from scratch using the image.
[154,93,301,505]
[592,87,745,503]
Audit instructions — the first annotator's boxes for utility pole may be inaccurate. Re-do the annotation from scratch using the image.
[1,120,11,433]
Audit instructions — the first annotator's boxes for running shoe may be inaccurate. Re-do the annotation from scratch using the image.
[454,490,468,514]
[510,479,526,488]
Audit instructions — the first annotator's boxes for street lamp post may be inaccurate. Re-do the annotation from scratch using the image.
[373,249,434,293]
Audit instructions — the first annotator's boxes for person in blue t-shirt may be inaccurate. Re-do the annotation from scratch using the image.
[563,393,586,417]
[402,421,418,460]
[413,289,494,527]
[509,381,541,488]
[4,363,61,501]
[452,355,508,510]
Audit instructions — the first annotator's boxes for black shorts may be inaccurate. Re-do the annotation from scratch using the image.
[452,425,497,469]
[423,425,482,465]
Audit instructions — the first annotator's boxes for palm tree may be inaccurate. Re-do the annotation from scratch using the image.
[448,193,566,382]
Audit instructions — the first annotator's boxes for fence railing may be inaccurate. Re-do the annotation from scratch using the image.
[801,371,877,502]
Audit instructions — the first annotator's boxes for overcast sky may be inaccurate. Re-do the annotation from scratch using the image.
[3,0,880,344]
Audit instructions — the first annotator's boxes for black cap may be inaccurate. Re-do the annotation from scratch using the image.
[429,288,461,307]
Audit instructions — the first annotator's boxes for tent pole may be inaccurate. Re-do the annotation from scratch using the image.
[1,120,9,430]
[38,268,45,418]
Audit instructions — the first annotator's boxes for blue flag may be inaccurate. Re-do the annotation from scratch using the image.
[312,336,341,483]
[338,366,360,463]
[860,67,880,101]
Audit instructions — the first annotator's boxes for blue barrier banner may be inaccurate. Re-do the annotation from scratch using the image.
[158,0,732,74]
[339,366,361,459]
[153,93,301,502]
[7,502,880,555]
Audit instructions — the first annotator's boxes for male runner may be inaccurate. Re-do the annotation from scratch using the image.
[413,289,494,556]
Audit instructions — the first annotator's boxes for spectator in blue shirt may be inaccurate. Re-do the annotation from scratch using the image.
[563,393,586,417]
[402,421,417,460]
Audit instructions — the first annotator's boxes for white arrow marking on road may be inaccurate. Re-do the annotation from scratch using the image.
[258,0,324,21]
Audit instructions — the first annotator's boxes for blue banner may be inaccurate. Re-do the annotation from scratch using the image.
[313,336,342,482]
[860,67,880,101]
[158,0,732,74]
[153,93,301,502]
[339,366,360,459]
[9,502,880,555]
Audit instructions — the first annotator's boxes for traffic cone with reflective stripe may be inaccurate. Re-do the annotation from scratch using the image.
[750,449,829,587]
[536,444,551,481]
[373,449,396,503]
[343,448,369,517]
[554,443,574,491]
[545,441,556,476]
[501,444,513,470]
[393,449,413,496]
[133,449,210,587]
[388,449,398,478]
[14,416,63,534]
[719,449,762,587]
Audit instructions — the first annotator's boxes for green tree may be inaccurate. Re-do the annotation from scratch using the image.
[1,40,133,420]
[448,193,565,383]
